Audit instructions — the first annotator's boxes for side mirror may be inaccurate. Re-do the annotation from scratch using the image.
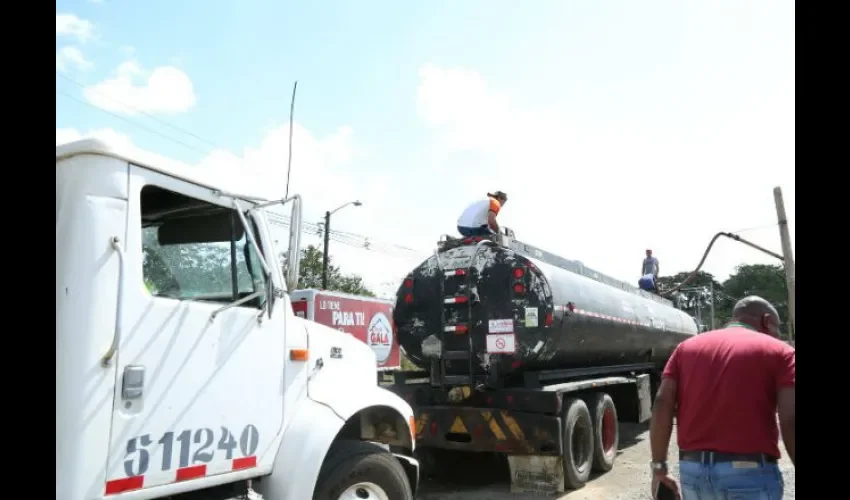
[266,277,276,318]
[285,195,303,291]
[249,194,303,297]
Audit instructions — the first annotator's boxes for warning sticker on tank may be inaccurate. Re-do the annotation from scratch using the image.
[486,333,516,354]
[524,307,539,327]
[488,319,514,333]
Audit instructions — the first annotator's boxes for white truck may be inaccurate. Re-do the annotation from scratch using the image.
[56,140,419,500]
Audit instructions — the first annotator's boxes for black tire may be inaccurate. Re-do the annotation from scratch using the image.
[588,393,619,473]
[313,440,413,500]
[561,398,594,490]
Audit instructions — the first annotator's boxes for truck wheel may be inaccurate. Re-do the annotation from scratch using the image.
[313,440,413,500]
[561,398,594,490]
[588,393,618,472]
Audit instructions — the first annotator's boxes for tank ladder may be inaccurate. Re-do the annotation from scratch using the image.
[434,239,493,388]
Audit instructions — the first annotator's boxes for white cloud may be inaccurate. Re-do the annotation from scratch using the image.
[197,123,424,295]
[56,14,94,43]
[56,127,134,150]
[414,63,795,285]
[83,60,196,115]
[56,46,93,72]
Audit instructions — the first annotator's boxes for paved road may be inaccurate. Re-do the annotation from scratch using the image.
[417,422,795,499]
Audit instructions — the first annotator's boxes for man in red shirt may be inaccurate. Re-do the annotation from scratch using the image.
[649,296,795,499]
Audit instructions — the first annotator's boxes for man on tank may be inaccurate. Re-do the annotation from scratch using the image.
[642,249,660,279]
[456,190,508,237]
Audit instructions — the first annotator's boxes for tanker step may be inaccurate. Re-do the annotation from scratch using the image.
[436,266,476,388]
[442,350,470,360]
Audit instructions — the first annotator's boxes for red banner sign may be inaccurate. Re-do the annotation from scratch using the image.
[311,292,400,371]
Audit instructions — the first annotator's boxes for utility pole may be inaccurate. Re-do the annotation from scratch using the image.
[322,210,331,290]
[709,281,715,330]
[695,299,702,331]
[321,200,363,290]
[773,186,795,339]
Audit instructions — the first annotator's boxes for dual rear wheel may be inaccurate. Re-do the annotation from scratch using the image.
[561,393,619,490]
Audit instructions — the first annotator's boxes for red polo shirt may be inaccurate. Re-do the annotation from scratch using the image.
[662,324,795,458]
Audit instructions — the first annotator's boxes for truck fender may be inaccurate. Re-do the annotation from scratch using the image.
[331,386,417,452]
[254,398,344,500]
[256,388,416,500]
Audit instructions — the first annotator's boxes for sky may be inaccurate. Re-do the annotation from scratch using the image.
[56,0,795,299]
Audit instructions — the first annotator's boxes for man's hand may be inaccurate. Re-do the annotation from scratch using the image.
[651,471,681,500]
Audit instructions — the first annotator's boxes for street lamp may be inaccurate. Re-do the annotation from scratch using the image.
[322,200,363,289]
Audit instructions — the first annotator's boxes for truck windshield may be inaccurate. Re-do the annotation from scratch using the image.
[141,185,267,307]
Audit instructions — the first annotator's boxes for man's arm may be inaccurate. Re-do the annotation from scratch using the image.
[777,387,795,466]
[650,347,680,463]
[654,259,660,276]
[650,377,677,462]
[776,348,795,465]
[487,210,500,233]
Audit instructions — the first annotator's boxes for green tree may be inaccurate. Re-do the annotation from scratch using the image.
[296,245,375,296]
[722,263,790,336]
[661,264,790,338]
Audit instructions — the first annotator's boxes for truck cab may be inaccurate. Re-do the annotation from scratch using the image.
[56,140,418,500]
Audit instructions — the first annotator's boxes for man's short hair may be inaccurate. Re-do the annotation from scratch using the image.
[732,296,780,324]
[488,190,508,201]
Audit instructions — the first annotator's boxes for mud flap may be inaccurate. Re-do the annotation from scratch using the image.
[392,452,420,495]
[507,455,565,494]
[636,373,652,423]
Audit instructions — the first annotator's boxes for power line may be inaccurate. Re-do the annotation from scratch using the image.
[273,213,428,257]
[56,90,209,155]
[728,222,779,235]
[56,71,223,152]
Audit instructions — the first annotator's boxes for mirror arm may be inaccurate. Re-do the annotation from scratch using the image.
[247,195,301,213]
[209,291,265,323]
[232,199,271,276]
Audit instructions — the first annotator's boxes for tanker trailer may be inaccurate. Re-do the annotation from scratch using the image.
[389,234,698,492]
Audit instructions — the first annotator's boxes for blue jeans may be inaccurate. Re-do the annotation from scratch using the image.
[679,460,784,499]
[457,225,492,237]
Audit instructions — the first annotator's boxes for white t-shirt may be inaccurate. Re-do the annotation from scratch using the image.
[457,198,502,228]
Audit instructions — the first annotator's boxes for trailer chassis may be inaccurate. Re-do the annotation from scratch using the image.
[390,363,658,493]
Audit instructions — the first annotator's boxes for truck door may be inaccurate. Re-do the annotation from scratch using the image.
[102,168,286,495]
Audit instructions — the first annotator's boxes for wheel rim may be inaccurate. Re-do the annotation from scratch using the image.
[571,417,592,473]
[602,407,616,454]
[338,482,390,500]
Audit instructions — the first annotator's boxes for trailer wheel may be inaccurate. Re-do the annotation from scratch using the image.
[561,398,594,490]
[313,440,413,500]
[589,393,619,472]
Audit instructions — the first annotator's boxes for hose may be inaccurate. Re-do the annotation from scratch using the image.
[661,231,783,297]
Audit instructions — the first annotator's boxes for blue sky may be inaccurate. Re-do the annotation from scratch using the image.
[57,0,795,297]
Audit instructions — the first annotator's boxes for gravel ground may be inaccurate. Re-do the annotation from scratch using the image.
[417,422,795,499]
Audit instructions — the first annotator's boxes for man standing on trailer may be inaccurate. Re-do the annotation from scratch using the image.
[648,296,795,499]
[642,249,660,279]
[456,190,508,237]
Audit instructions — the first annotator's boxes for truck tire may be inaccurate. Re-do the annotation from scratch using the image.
[588,393,618,472]
[561,398,594,490]
[313,440,413,500]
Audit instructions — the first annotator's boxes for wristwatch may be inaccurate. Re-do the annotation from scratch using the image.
[650,461,668,473]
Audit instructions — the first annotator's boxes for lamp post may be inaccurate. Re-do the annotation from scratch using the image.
[322,200,363,289]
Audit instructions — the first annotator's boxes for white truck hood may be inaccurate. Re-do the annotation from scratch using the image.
[303,318,392,417]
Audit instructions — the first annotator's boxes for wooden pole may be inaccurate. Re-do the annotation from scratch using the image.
[773,187,795,340]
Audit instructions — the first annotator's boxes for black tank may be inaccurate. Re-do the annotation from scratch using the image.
[393,237,698,383]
